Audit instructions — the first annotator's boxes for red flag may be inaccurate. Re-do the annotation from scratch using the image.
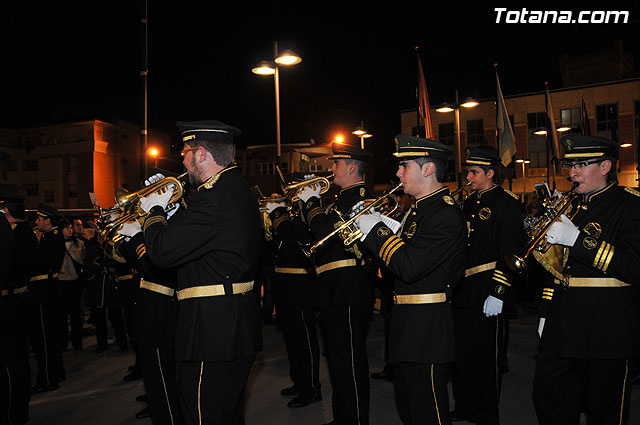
[417,54,435,140]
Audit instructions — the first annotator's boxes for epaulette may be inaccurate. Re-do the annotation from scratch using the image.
[504,189,520,200]
[624,187,640,197]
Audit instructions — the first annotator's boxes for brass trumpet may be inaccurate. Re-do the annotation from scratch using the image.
[283,174,334,202]
[451,182,473,207]
[505,182,585,276]
[303,182,403,258]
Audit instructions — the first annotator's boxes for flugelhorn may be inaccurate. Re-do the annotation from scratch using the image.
[505,181,585,275]
[303,182,403,258]
[450,182,473,207]
[284,175,334,202]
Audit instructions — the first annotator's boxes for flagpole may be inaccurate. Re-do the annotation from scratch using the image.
[545,83,556,190]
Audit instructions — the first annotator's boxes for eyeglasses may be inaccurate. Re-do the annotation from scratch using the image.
[562,159,603,170]
[180,147,200,157]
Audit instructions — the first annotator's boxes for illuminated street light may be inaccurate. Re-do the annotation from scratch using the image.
[252,42,302,161]
[515,158,531,201]
[436,90,479,186]
[352,122,373,149]
[620,143,632,148]
[148,147,159,167]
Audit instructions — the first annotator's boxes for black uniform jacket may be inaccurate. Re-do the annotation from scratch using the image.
[363,187,467,364]
[30,227,65,304]
[143,165,262,362]
[8,221,37,291]
[269,205,318,307]
[119,232,178,350]
[541,184,640,359]
[456,185,523,307]
[303,182,371,306]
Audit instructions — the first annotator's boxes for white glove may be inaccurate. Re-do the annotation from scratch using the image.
[538,317,546,338]
[117,220,142,240]
[483,295,503,317]
[356,212,383,241]
[145,173,165,186]
[298,185,321,203]
[139,184,174,213]
[304,174,317,180]
[166,203,180,219]
[546,214,580,247]
[265,202,286,214]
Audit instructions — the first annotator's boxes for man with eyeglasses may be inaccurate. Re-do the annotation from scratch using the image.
[120,120,262,425]
[532,134,640,425]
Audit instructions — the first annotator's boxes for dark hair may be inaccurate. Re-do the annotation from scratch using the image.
[477,164,503,184]
[190,139,235,167]
[344,159,367,178]
[413,157,446,183]
[602,156,618,184]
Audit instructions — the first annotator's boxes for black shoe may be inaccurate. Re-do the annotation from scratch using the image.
[448,410,469,422]
[136,394,147,402]
[135,406,151,419]
[123,370,143,382]
[280,385,300,396]
[287,392,322,408]
[31,383,60,394]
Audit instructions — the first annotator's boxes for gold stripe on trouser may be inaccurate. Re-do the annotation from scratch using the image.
[464,261,497,277]
[301,309,318,398]
[348,306,361,425]
[275,267,314,274]
[619,360,629,425]
[157,348,175,425]
[140,279,175,297]
[430,364,442,425]
[177,281,254,301]
[40,305,49,387]
[394,292,446,305]
[30,273,58,282]
[198,362,203,425]
[315,259,357,275]
[117,274,134,280]
[554,277,631,287]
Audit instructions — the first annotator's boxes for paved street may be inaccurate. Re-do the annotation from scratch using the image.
[27,309,640,425]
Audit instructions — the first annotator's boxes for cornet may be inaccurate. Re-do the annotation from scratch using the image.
[303,182,403,258]
[450,182,473,207]
[283,174,334,202]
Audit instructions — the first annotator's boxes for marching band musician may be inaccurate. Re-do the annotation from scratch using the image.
[117,197,182,425]
[263,197,322,408]
[297,142,373,425]
[450,145,523,425]
[533,135,640,425]
[121,120,262,425]
[29,204,66,394]
[1,191,36,424]
[355,135,467,425]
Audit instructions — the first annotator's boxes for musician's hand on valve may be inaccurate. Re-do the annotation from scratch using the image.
[166,204,180,219]
[144,173,165,187]
[117,220,142,240]
[297,185,321,203]
[483,295,503,317]
[546,214,580,247]
[356,212,383,241]
[265,202,286,214]
[304,174,317,181]
[140,184,174,213]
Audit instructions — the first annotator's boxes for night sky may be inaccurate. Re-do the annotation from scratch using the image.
[2,1,639,178]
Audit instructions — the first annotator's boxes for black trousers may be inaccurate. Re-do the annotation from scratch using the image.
[533,345,631,425]
[139,343,182,425]
[278,303,321,398]
[320,303,370,425]
[91,306,128,349]
[394,362,451,425]
[1,294,31,425]
[178,357,254,425]
[59,279,84,350]
[29,301,64,386]
[452,307,507,423]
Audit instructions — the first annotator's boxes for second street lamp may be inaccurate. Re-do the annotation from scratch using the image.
[352,122,372,149]
[252,42,302,163]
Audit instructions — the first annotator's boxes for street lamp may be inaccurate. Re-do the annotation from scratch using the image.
[148,147,159,168]
[436,90,479,186]
[515,158,531,201]
[251,42,302,161]
[352,122,372,149]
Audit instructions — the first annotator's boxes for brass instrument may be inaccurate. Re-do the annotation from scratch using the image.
[98,172,189,244]
[505,182,585,278]
[303,183,403,258]
[283,174,334,202]
[451,182,473,206]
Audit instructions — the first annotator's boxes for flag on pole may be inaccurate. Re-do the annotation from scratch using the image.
[495,68,516,166]
[416,49,435,140]
[544,82,561,173]
[581,96,591,135]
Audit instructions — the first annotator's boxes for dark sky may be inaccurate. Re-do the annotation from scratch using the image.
[2,1,639,173]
